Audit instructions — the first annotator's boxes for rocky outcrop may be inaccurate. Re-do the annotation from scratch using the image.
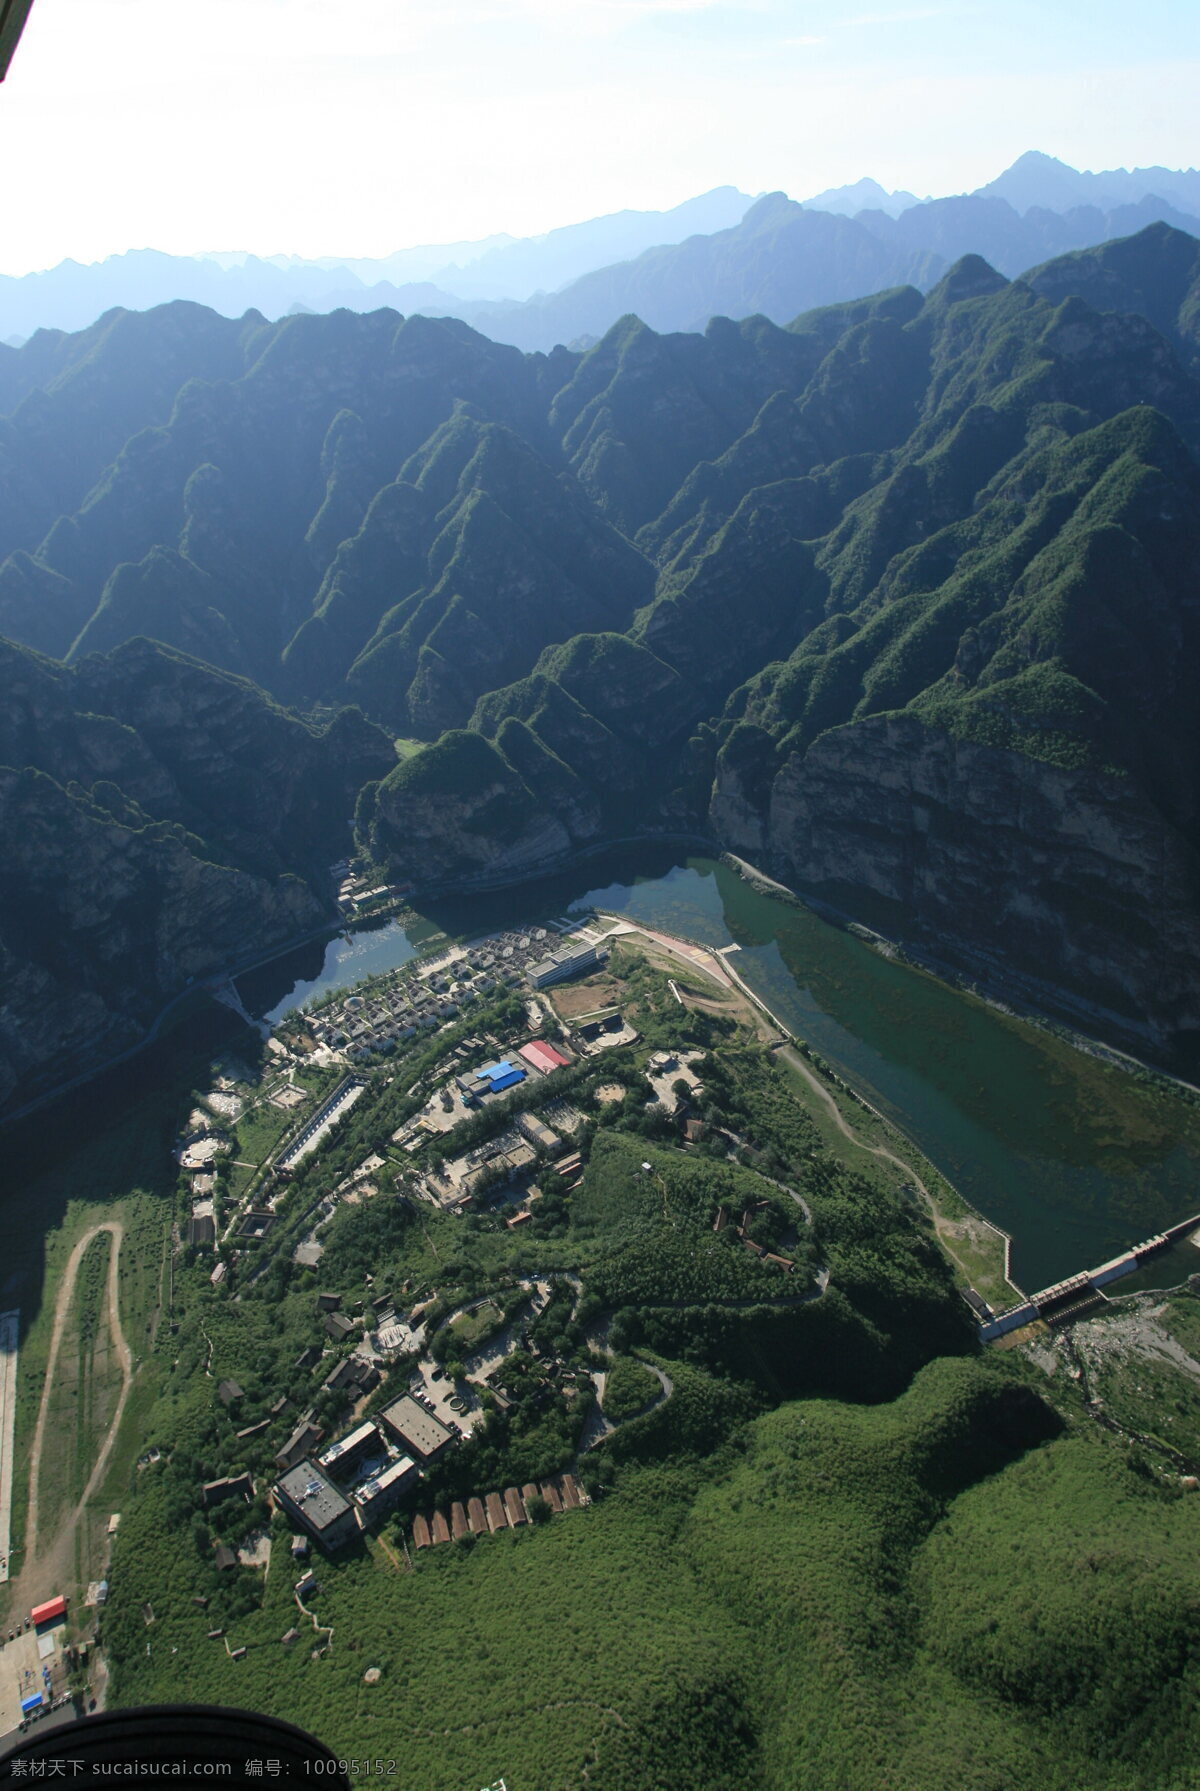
[364,727,600,889]
[0,636,395,1109]
[0,765,323,1109]
[712,713,1200,1057]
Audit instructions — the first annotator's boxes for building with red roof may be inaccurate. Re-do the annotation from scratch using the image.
[519,1040,570,1075]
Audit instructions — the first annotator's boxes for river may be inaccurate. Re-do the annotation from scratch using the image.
[244,848,1200,1293]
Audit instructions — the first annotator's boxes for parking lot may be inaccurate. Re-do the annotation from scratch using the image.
[408,1363,483,1437]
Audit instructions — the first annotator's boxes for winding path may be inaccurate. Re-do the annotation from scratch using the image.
[14,1222,133,1611]
[580,1362,675,1451]
[778,1046,924,1189]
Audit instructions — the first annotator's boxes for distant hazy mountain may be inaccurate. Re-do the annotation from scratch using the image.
[976,150,1200,216]
[6,153,1200,352]
[804,152,1200,228]
[409,187,755,300]
[421,190,1200,352]
[0,189,756,342]
[801,176,922,217]
[243,232,517,285]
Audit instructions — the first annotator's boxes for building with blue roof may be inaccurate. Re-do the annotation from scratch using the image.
[473,1059,526,1095]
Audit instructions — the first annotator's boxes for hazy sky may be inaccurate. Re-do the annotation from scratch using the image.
[1,0,1197,273]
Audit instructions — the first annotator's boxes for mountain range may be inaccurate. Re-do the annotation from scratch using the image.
[0,189,758,344]
[5,154,1200,350]
[441,189,1200,352]
[0,634,391,1107]
[2,218,1200,1105]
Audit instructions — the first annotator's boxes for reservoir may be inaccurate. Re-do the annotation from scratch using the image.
[239,914,442,1024]
[248,847,1200,1293]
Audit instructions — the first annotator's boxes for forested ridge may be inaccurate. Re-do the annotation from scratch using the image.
[4,221,1200,1107]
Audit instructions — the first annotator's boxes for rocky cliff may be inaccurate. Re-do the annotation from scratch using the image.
[0,766,321,1109]
[362,237,1200,1063]
[711,713,1200,1058]
[0,636,394,1109]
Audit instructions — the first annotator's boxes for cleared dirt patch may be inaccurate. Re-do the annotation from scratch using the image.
[11,1221,133,1620]
[35,1232,123,1546]
[548,973,627,1020]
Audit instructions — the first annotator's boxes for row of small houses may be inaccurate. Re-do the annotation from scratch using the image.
[412,1473,587,1548]
[306,929,556,1059]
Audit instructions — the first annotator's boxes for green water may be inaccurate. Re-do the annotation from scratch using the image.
[244,847,1200,1294]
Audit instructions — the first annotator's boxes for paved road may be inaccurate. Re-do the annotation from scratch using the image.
[581,1362,675,1452]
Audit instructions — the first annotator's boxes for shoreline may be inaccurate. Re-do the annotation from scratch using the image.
[718,851,1200,1104]
[608,910,1023,1308]
[6,829,1197,1155]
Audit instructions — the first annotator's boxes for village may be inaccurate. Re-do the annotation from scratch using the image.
[3,890,828,1739]
[166,910,703,1582]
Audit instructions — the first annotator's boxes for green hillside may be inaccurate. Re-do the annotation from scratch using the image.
[4,223,1200,1089]
[0,633,393,1110]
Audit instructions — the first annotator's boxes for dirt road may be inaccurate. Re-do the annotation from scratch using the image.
[778,1046,921,1184]
[778,1043,1013,1296]
[0,1309,18,1584]
[11,1222,132,1614]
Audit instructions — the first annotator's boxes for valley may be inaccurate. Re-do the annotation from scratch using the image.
[2,165,1200,1785]
[5,222,1200,1113]
[255,850,1200,1293]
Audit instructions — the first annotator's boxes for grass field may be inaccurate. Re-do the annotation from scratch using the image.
[449,1299,504,1351]
[226,1072,338,1198]
[0,1006,221,1627]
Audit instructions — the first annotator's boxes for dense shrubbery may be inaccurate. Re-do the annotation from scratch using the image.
[601,1355,660,1421]
[114,1347,1200,1791]
[599,1356,762,1467]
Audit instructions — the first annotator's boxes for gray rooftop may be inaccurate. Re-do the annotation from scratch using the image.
[378,1394,454,1458]
[275,1461,351,1534]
